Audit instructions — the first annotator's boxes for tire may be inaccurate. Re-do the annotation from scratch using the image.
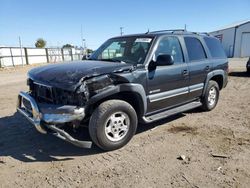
[247,68,250,73]
[201,80,220,111]
[89,100,138,151]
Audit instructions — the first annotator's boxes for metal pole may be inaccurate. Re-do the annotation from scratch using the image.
[120,27,124,36]
[81,25,84,55]
[19,36,24,66]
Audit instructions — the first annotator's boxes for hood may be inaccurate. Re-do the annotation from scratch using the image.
[28,60,133,91]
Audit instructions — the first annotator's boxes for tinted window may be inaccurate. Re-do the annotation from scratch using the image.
[184,37,207,61]
[204,37,226,58]
[91,37,153,65]
[155,36,184,63]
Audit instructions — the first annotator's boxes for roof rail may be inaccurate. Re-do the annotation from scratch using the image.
[198,32,211,36]
[145,30,211,36]
[146,29,186,34]
[146,29,202,35]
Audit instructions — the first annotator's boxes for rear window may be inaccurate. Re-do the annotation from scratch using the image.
[184,37,207,61]
[204,37,226,58]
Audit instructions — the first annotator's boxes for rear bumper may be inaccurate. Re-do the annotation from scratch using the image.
[17,91,92,148]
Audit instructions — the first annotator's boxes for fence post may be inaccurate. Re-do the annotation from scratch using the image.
[71,49,73,61]
[10,48,15,67]
[45,48,49,63]
[24,48,29,65]
[61,48,64,61]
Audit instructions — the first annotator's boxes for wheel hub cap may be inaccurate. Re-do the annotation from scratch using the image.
[104,112,130,142]
[208,87,217,106]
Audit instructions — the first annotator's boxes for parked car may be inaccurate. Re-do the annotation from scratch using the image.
[17,30,228,151]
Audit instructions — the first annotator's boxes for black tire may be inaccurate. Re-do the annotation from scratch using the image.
[89,100,138,151]
[201,80,220,111]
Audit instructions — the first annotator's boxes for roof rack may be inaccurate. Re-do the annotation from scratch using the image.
[146,30,211,36]
[197,32,211,36]
[146,29,186,34]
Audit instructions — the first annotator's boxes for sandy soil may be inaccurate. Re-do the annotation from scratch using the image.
[0,59,249,188]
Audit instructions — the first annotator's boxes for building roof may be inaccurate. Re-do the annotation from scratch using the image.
[212,19,250,32]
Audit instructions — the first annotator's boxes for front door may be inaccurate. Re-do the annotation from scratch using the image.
[146,36,189,114]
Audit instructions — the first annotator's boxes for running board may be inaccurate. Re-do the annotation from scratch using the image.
[142,101,202,123]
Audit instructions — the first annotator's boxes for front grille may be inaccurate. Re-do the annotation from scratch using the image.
[33,83,54,103]
[29,80,86,106]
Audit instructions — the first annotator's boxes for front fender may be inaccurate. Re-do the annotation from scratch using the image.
[85,83,147,115]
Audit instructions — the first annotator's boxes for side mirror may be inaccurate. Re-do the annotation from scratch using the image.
[156,54,174,66]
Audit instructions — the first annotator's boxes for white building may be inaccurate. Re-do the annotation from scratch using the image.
[210,20,250,58]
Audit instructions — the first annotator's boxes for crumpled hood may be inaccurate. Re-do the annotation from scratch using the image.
[28,60,133,91]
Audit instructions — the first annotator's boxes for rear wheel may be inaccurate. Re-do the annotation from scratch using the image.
[201,80,220,111]
[89,100,137,151]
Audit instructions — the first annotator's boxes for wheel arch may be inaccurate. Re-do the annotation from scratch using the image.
[85,83,147,118]
[202,70,225,96]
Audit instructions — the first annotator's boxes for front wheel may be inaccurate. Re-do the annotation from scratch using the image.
[89,100,138,151]
[201,80,220,111]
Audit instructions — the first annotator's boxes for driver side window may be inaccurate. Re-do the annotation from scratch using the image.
[155,36,184,63]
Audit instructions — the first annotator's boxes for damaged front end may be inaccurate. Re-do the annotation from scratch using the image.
[17,71,127,148]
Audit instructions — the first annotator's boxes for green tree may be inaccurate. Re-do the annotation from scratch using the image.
[35,38,46,48]
[62,44,74,48]
[87,48,94,54]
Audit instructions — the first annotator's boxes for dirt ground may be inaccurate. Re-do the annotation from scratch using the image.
[0,59,249,188]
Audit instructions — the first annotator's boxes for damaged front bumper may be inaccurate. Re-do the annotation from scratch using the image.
[17,91,92,148]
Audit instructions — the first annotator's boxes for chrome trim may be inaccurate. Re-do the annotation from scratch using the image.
[149,87,189,102]
[189,83,204,92]
[17,91,46,134]
[42,107,85,124]
[148,83,204,103]
[17,91,92,148]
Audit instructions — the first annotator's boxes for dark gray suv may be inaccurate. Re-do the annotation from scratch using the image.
[17,30,228,151]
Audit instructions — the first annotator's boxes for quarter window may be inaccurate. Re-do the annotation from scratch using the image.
[184,37,207,61]
[155,36,184,63]
[204,37,226,58]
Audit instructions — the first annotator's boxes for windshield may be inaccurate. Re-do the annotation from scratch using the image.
[90,37,153,65]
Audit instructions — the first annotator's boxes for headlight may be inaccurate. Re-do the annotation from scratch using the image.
[85,75,114,94]
[77,75,114,99]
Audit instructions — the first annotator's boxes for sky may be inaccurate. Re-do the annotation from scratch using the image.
[0,0,249,49]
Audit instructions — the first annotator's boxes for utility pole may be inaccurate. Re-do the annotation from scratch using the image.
[81,25,84,54]
[18,36,24,66]
[120,27,124,36]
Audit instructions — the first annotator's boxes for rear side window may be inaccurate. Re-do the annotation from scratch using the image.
[204,37,226,58]
[184,37,207,61]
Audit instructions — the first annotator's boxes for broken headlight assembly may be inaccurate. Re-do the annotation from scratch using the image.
[77,75,114,98]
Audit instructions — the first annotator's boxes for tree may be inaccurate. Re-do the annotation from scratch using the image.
[62,44,74,48]
[87,48,94,54]
[35,38,46,48]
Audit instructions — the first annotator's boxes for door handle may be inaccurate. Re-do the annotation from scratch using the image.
[182,70,189,76]
[205,66,210,71]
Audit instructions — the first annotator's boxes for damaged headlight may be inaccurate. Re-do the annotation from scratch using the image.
[77,75,114,98]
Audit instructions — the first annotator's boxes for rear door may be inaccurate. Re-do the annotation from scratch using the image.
[183,36,209,99]
[146,36,189,113]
